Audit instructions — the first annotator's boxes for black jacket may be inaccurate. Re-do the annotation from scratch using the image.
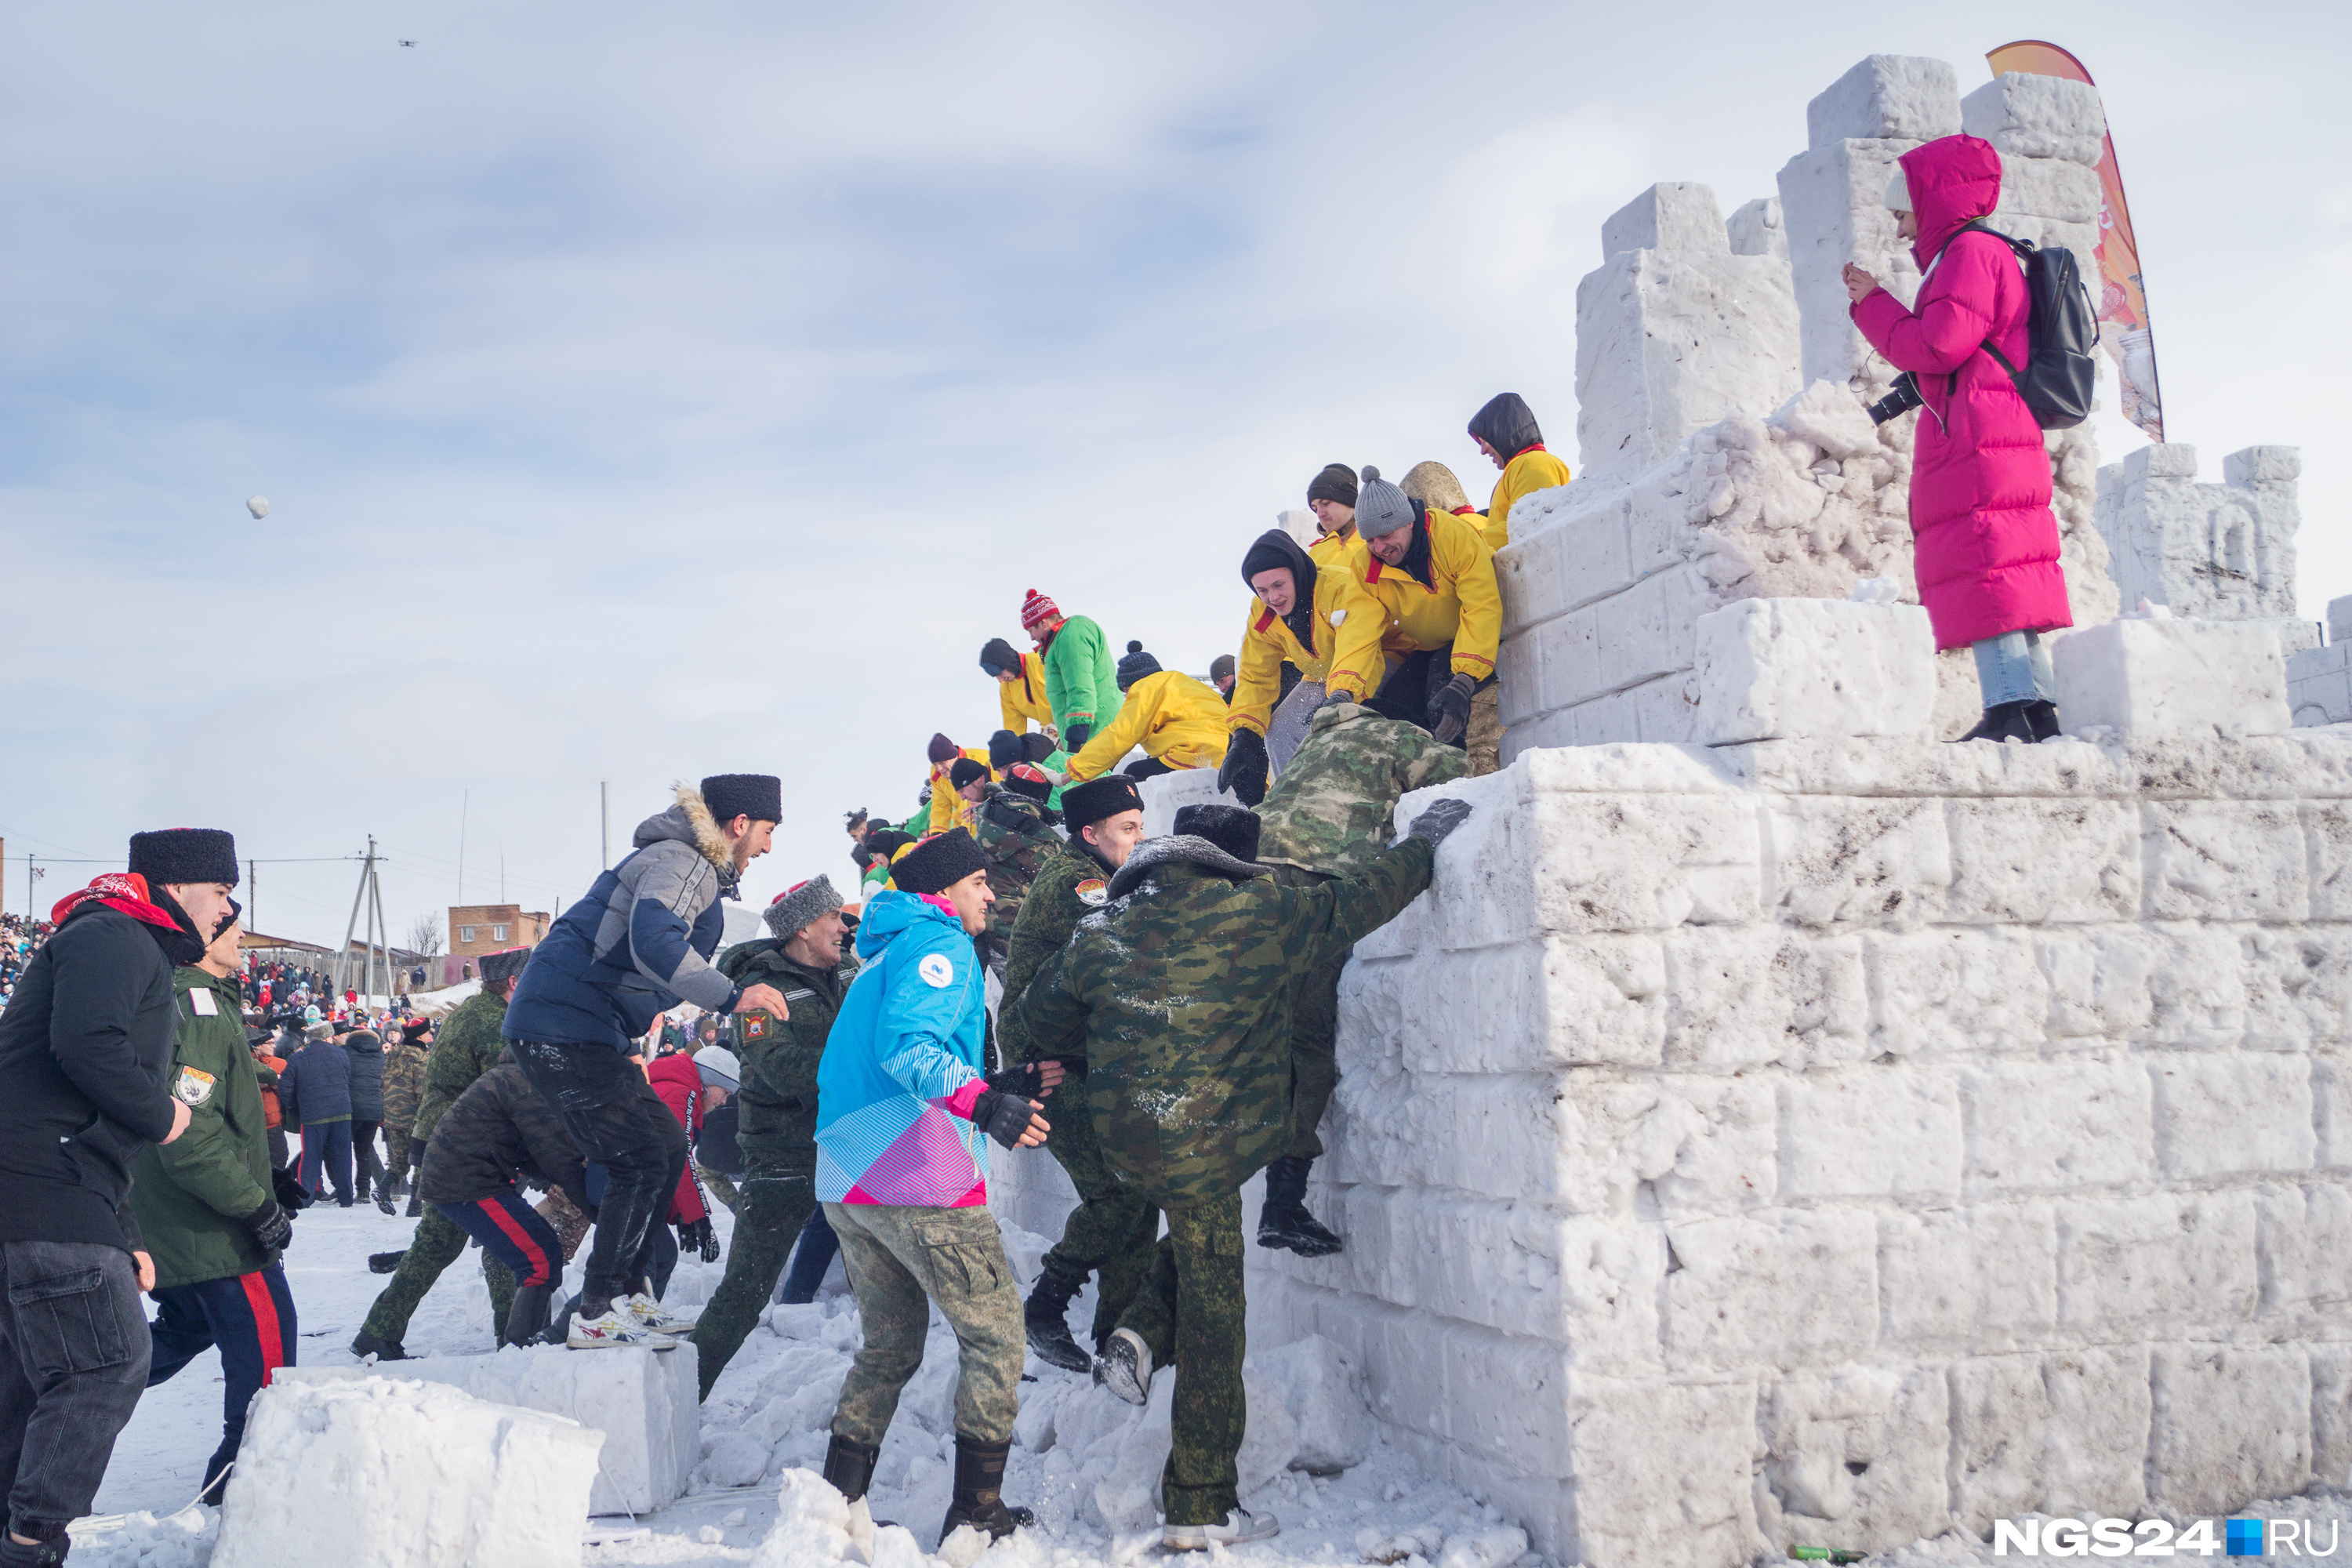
[343,1031,385,1120]
[0,903,187,1250]
[418,1061,593,1215]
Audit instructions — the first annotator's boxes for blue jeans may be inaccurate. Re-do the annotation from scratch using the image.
[777,1206,839,1305]
[1972,630,2054,706]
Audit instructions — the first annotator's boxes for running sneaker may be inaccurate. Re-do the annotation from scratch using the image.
[567,1308,677,1351]
[623,1293,700,1337]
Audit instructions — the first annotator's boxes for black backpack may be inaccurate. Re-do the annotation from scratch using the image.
[1947,220,2099,430]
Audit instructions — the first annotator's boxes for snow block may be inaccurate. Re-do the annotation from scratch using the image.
[281,1341,696,1515]
[2052,618,2292,741]
[1756,1366,1950,1553]
[1692,597,1935,744]
[2288,641,2352,728]
[1962,72,2108,166]
[1806,56,1962,149]
[1948,1348,2151,1530]
[2096,443,2303,623]
[2147,1346,2314,1515]
[212,1374,603,1568]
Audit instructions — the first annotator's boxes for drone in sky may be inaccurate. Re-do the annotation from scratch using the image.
[397,38,416,47]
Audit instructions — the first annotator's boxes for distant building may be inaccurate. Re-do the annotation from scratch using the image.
[447,903,550,971]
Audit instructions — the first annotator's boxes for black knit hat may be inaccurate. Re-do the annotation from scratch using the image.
[479,946,532,989]
[866,829,916,862]
[701,774,782,825]
[1174,804,1261,864]
[1022,734,1057,764]
[949,757,989,791]
[128,829,240,887]
[979,637,1023,678]
[1307,463,1358,507]
[989,730,1024,770]
[1468,393,1543,459]
[1061,775,1144,831]
[1116,640,1162,691]
[893,829,988,895]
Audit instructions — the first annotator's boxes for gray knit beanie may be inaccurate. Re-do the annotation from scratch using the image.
[1355,465,1414,539]
[765,874,844,939]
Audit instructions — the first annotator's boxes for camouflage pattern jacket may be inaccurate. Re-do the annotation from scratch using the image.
[971,786,1063,956]
[412,990,507,1146]
[717,937,858,1159]
[380,1040,430,1142]
[1007,832,1434,1205]
[417,1060,592,1214]
[996,837,1116,1063]
[1257,703,1470,877]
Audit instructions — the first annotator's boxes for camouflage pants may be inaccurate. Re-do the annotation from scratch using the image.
[535,1186,593,1262]
[824,1200,1023,1446]
[359,1207,517,1346]
[695,1164,740,1214]
[1268,866,1343,1162]
[1467,681,1503,777]
[693,1153,818,1401]
[1037,1089,1158,1347]
[1116,1190,1246,1526]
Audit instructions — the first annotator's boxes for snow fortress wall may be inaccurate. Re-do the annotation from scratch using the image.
[1246,728,2352,1568]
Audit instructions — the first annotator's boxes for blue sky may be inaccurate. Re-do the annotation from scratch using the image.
[3,0,2344,950]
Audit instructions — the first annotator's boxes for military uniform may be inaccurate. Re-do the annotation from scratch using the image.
[996,838,1157,1349]
[692,937,858,1399]
[357,989,517,1349]
[1008,830,1434,1526]
[970,786,1060,971]
[1256,704,1469,1160]
[379,1038,428,1189]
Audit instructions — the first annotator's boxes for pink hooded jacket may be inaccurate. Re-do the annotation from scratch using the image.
[1852,135,2072,651]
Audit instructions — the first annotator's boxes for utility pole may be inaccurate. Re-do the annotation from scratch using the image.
[457,790,469,908]
[336,837,385,1002]
[601,782,609,869]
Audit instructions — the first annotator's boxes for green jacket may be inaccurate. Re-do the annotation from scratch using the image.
[1040,614,1124,739]
[971,787,1064,950]
[381,1040,430,1141]
[996,837,1115,1063]
[717,938,858,1161]
[1009,834,1433,1204]
[1257,704,1471,877]
[412,990,507,1146]
[128,967,277,1289]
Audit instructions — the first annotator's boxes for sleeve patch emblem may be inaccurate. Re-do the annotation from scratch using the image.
[1076,879,1109,906]
[918,953,955,988]
[173,1065,216,1107]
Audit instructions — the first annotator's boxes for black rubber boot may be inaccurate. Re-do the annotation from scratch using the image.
[938,1436,1035,1542]
[2025,700,2062,742]
[1955,700,2037,743]
[405,1192,423,1218]
[822,1432,880,1504]
[350,1329,406,1360]
[1256,1156,1342,1256]
[0,1529,71,1567]
[1023,1270,1091,1374]
[505,1284,555,1348]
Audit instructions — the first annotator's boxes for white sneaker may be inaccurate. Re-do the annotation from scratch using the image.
[1164,1508,1281,1550]
[568,1308,677,1351]
[624,1293,699,1336]
[1093,1327,1152,1406]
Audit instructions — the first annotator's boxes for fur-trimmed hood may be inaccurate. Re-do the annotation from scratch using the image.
[1107,834,1266,900]
[637,785,739,881]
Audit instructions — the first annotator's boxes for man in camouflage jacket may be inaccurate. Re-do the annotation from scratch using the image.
[993,775,1152,1373]
[352,947,530,1356]
[379,1018,431,1200]
[971,775,1062,975]
[1007,796,1469,1544]
[1249,702,1468,1255]
[693,876,858,1399]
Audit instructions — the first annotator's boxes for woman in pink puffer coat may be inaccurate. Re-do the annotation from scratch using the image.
[1845,133,2073,743]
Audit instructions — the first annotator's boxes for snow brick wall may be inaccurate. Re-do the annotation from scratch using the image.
[1247,728,2352,1567]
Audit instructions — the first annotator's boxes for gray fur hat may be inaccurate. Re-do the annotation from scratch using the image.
[766,875,844,939]
[1355,465,1414,539]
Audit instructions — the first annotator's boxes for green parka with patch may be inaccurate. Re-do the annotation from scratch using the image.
[127,967,278,1289]
[717,938,858,1165]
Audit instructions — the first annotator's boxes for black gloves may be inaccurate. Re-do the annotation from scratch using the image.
[272,1163,314,1211]
[970,1089,1041,1149]
[245,1198,293,1252]
[1218,727,1269,808]
[679,1218,720,1263]
[1406,797,1474,849]
[1062,721,1092,752]
[1430,673,1478,746]
[985,1060,1067,1100]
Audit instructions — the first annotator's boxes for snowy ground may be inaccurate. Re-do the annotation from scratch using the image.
[73,1195,2351,1568]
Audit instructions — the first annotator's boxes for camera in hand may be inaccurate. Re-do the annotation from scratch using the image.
[1867,372,1923,425]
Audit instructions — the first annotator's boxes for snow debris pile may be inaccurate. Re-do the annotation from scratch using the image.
[211,1374,604,1568]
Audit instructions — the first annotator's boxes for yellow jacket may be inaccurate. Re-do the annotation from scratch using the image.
[1064,670,1231,781]
[926,747,992,835]
[1480,446,1573,551]
[1359,507,1503,680]
[996,652,1056,737]
[1229,561,1390,739]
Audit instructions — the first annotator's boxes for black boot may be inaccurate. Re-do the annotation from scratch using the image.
[938,1436,1035,1542]
[196,1439,238,1506]
[1022,1270,1091,1374]
[350,1328,406,1360]
[506,1284,555,1348]
[405,1192,423,1218]
[1257,1156,1342,1256]
[0,1530,70,1566]
[367,1250,407,1275]
[2025,700,2062,742]
[822,1432,880,1502]
[1955,700,2037,743]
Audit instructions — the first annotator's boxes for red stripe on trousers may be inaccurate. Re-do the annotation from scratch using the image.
[238,1272,285,1388]
[477,1196,553,1286]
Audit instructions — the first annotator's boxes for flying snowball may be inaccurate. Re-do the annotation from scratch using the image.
[247,495,270,519]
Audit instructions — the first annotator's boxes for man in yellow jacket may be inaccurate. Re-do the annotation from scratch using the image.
[924,734,993,835]
[1216,528,1389,806]
[980,638,1056,742]
[1062,644,1231,782]
[1466,393,1573,550]
[1305,463,1366,565]
[1352,466,1502,752]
